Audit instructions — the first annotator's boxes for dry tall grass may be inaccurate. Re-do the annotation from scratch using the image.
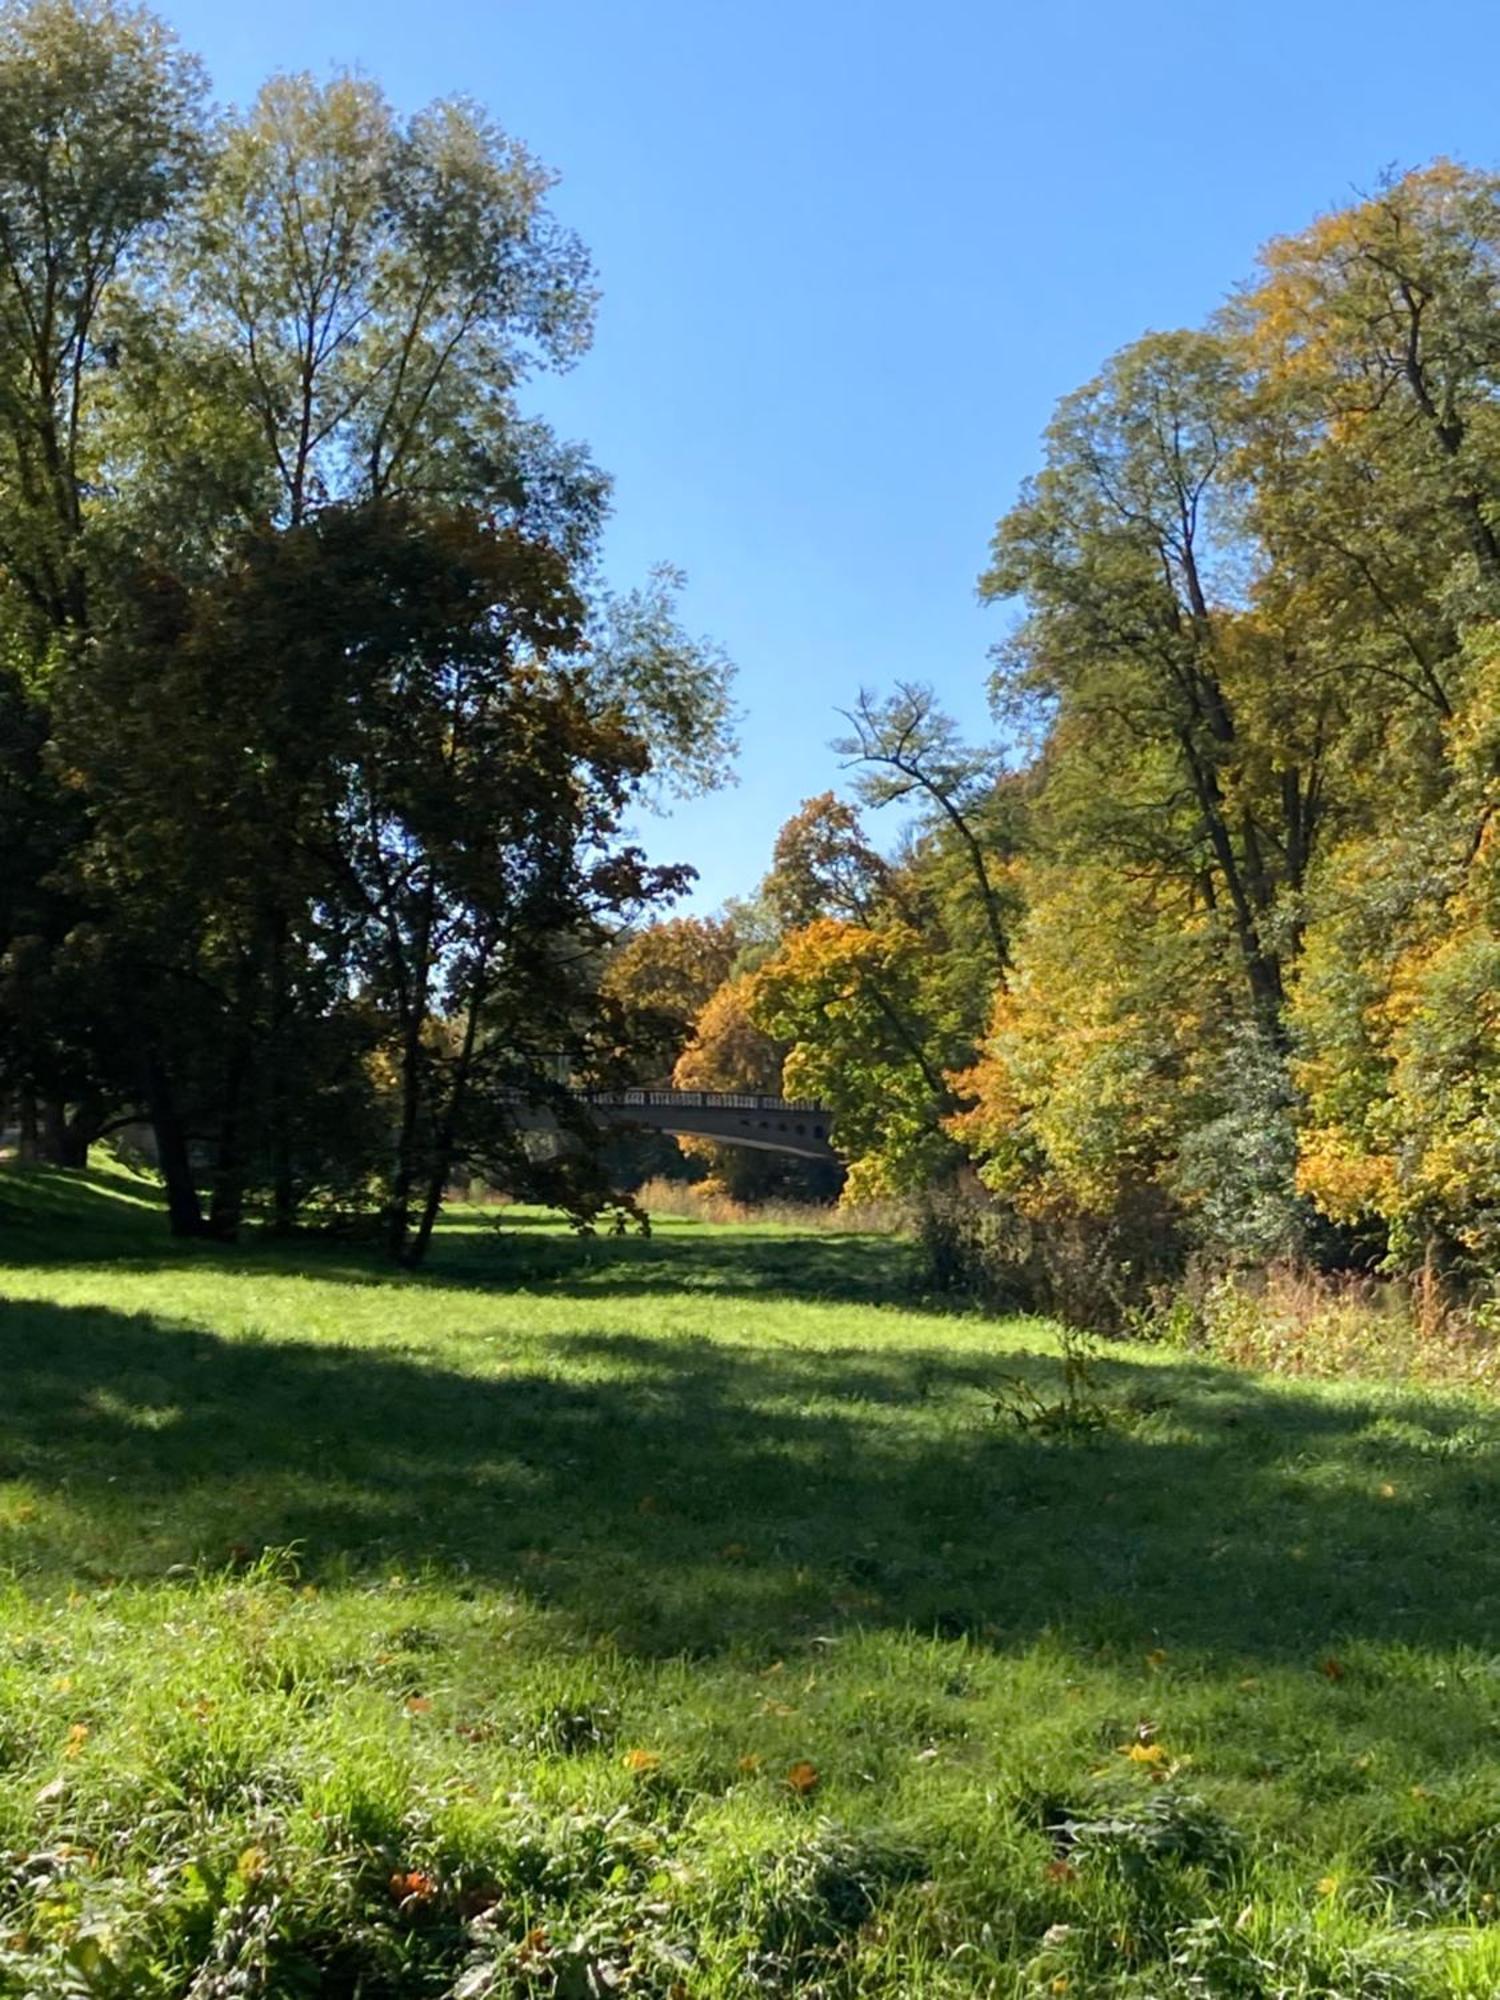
[1165,1261,1500,1394]
[634,1175,909,1235]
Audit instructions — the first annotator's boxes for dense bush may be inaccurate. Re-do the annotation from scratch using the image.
[914,1185,1182,1332]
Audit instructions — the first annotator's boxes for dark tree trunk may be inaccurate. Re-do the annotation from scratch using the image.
[1176,729,1286,1033]
[41,1095,68,1164]
[406,1164,446,1269]
[144,1053,205,1238]
[30,1097,89,1167]
[385,1019,424,1263]
[383,881,437,1262]
[208,1033,250,1240]
[22,1094,86,1167]
[266,913,298,1235]
[16,1087,40,1163]
[57,1108,93,1169]
[406,979,487,1268]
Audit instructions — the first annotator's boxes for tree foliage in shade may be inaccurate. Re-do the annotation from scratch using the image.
[0,0,734,1256]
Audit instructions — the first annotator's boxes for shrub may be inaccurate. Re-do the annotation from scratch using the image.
[1138,1262,1500,1394]
[914,1186,1182,1332]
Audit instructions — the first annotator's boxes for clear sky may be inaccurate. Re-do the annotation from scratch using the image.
[156,0,1500,910]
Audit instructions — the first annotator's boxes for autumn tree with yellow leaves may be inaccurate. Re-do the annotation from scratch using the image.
[737,163,1500,1294]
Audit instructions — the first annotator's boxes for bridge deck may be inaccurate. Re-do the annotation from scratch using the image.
[586,1089,836,1162]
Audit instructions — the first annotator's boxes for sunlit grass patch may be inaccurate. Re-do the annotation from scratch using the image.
[2,1166,1499,1993]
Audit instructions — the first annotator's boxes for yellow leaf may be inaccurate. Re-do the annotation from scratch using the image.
[1121,1741,1167,1765]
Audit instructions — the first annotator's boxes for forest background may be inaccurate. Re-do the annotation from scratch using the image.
[6,1,1500,1326]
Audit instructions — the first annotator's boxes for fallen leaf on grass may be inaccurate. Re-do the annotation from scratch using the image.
[1120,1741,1167,1765]
[389,1868,438,1905]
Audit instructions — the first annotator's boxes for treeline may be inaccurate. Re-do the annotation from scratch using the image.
[615,162,1500,1311]
[0,0,733,1258]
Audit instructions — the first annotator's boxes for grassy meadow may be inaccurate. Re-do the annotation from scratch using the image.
[2,1171,1500,1995]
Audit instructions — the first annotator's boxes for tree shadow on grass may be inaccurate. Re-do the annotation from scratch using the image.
[3,1292,1498,1667]
[0,1166,919,1307]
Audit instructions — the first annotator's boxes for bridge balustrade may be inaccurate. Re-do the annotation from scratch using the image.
[589,1088,826,1114]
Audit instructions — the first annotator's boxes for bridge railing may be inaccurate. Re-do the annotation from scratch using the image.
[587,1088,828,1115]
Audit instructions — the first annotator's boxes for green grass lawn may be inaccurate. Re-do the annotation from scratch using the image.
[3,1171,1500,1996]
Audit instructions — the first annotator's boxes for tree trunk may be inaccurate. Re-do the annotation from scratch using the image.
[16,1087,40,1163]
[406,1160,447,1268]
[41,1095,68,1164]
[406,980,487,1268]
[58,1107,94,1169]
[383,881,437,1262]
[208,1033,250,1240]
[266,913,298,1234]
[1177,730,1285,1032]
[144,1053,205,1238]
[19,1094,84,1168]
[384,1017,425,1262]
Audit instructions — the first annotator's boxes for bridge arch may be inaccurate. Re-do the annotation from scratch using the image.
[586,1089,837,1163]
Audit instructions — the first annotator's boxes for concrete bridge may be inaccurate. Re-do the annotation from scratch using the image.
[49,1089,839,1176]
[585,1089,837,1163]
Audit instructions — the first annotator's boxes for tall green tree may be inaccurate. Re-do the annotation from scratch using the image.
[0,0,206,1162]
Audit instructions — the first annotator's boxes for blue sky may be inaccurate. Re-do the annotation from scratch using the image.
[159,0,1500,910]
